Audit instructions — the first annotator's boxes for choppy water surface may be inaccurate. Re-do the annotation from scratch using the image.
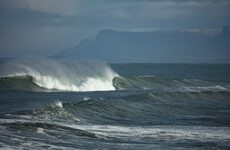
[0,60,230,149]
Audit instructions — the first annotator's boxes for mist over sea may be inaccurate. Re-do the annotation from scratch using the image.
[0,59,230,149]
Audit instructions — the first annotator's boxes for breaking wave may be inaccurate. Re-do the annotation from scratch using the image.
[0,59,117,92]
[0,59,229,92]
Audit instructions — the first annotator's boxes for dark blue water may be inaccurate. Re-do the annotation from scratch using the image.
[0,61,230,149]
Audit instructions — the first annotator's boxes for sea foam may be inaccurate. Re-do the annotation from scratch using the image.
[0,58,118,92]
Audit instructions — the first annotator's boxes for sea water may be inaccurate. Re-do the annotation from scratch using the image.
[0,59,230,149]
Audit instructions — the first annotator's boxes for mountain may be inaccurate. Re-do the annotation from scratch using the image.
[55,26,230,63]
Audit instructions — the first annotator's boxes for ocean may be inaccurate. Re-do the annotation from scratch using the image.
[0,59,230,149]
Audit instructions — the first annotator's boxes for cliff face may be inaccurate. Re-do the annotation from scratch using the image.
[56,26,230,63]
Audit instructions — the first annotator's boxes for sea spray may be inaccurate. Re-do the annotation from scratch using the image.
[0,58,118,91]
[1,63,230,149]
[0,61,229,92]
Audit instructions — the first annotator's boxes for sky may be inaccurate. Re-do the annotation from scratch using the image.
[0,0,230,57]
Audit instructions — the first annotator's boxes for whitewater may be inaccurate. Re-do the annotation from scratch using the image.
[0,59,118,91]
[0,59,230,149]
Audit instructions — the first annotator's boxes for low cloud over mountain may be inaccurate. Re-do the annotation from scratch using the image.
[56,26,230,63]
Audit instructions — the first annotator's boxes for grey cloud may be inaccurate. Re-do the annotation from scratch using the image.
[0,0,230,58]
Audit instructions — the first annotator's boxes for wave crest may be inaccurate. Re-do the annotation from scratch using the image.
[0,59,118,92]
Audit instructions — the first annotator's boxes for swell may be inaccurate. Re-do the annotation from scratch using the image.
[3,122,98,139]
[0,59,228,92]
[0,75,49,91]
[5,91,230,126]
[113,76,229,91]
[0,74,228,92]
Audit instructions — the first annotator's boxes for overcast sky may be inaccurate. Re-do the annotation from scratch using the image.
[0,0,230,57]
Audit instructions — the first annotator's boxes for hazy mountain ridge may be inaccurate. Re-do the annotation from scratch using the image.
[56,26,230,63]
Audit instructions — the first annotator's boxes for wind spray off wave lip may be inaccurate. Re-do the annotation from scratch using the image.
[0,59,229,93]
[0,58,118,92]
[0,63,230,149]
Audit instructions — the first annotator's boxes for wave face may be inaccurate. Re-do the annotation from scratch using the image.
[0,59,117,92]
[12,91,230,126]
[113,76,229,92]
[1,63,230,149]
[1,90,230,149]
[0,60,229,92]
